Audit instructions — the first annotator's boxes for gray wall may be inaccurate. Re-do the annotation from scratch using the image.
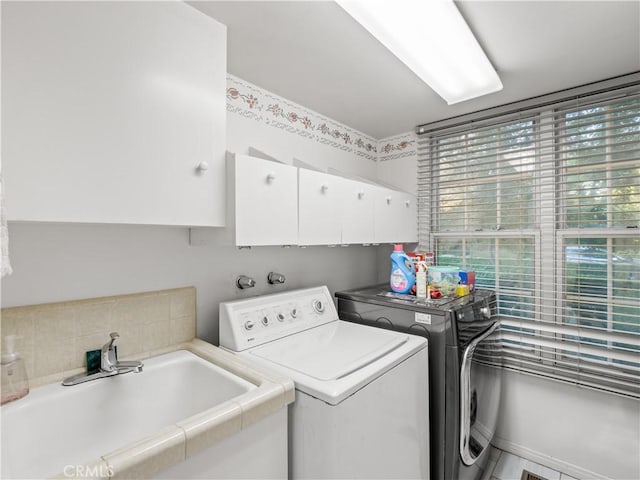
[1,223,380,344]
[0,74,387,345]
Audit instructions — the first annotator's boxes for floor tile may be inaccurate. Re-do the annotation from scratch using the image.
[492,451,561,480]
[489,447,503,462]
[480,448,502,480]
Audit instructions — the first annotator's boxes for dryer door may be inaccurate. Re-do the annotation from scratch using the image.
[459,320,501,466]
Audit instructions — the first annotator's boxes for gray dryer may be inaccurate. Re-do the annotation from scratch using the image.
[336,286,502,480]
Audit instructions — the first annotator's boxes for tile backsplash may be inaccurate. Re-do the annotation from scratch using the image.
[0,287,196,386]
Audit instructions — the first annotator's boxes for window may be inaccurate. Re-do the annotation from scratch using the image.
[417,79,640,397]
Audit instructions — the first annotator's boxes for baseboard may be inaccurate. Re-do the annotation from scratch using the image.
[491,436,612,480]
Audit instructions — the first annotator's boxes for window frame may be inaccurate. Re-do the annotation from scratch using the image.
[419,83,640,397]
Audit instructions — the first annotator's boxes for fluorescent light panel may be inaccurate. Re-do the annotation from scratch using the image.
[336,0,503,105]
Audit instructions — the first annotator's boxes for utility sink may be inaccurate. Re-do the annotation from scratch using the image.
[0,343,294,479]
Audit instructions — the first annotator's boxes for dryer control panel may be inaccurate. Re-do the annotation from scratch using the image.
[219,286,338,351]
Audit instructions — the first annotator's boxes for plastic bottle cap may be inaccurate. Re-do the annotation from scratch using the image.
[393,244,404,251]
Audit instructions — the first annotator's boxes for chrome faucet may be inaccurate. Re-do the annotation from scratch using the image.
[100,332,143,374]
[62,332,143,386]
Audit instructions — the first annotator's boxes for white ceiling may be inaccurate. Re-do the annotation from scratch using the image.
[190,1,640,139]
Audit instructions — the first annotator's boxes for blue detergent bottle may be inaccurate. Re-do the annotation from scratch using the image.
[390,244,416,294]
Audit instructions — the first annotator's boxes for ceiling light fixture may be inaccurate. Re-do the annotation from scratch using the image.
[336,0,503,105]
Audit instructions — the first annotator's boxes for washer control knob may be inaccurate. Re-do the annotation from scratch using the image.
[277,313,285,322]
[291,308,298,318]
[262,316,270,326]
[480,307,491,319]
[312,300,325,314]
[244,320,255,331]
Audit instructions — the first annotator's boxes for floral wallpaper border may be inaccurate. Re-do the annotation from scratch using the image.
[377,132,418,162]
[227,75,378,161]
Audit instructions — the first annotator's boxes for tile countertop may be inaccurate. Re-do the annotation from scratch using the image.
[48,338,295,480]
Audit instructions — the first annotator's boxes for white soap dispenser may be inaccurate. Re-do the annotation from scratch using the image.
[1,335,29,405]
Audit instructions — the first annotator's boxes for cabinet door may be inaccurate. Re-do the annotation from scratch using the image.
[374,187,395,244]
[234,155,298,246]
[341,179,375,244]
[374,187,417,243]
[298,170,344,246]
[2,2,226,226]
[394,192,418,242]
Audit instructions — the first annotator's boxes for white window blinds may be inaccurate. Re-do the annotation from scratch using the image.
[417,76,640,398]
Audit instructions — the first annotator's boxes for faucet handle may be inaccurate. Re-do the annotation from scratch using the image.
[236,275,256,289]
[101,332,120,372]
[102,332,120,352]
[267,272,286,285]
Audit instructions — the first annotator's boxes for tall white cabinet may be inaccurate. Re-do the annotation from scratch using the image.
[2,2,227,226]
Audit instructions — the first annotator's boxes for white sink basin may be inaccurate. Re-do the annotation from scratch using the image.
[1,350,257,479]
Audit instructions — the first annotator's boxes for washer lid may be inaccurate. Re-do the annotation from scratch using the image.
[246,320,426,405]
[250,321,408,381]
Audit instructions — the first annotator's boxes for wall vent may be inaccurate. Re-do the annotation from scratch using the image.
[521,470,548,480]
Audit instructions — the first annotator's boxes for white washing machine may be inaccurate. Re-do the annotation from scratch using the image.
[219,286,430,480]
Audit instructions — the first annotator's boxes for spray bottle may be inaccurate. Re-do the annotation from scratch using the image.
[416,261,428,299]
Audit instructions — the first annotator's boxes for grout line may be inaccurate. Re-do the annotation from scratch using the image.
[495,449,503,469]
[490,448,503,479]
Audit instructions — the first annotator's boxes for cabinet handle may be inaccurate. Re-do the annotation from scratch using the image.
[386,196,392,205]
[358,191,365,199]
[321,184,329,193]
[197,161,209,173]
[405,199,411,207]
[266,173,276,183]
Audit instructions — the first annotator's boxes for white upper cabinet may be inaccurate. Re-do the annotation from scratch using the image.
[341,178,375,244]
[220,154,416,247]
[2,2,227,226]
[298,169,344,246]
[394,190,418,242]
[374,187,418,244]
[231,154,298,246]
